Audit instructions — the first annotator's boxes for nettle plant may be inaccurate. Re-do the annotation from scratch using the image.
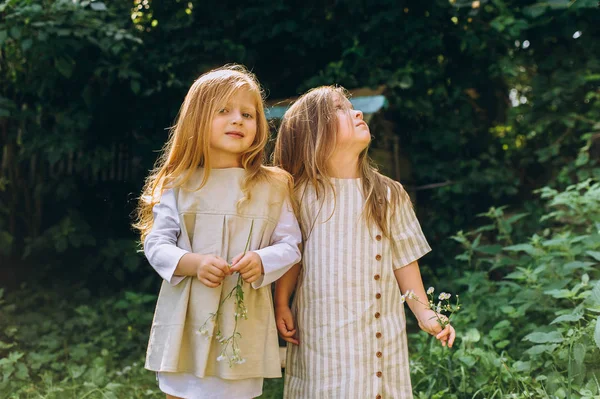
[411,179,600,399]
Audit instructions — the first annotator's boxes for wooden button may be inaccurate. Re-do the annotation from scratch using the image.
[375,254,382,261]
[375,312,380,318]
[376,351,382,358]
[376,395,382,399]
[376,332,382,338]
[374,274,380,280]
[376,371,382,377]
[375,293,381,299]
[376,235,382,241]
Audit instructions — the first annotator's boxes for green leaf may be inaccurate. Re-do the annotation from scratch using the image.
[474,245,503,255]
[54,57,74,78]
[512,361,531,372]
[564,261,595,272]
[130,80,141,94]
[588,282,600,306]
[507,213,528,224]
[458,354,476,367]
[105,382,122,391]
[523,4,547,18]
[0,31,7,46]
[544,289,574,299]
[525,344,559,356]
[9,26,21,40]
[586,251,600,261]
[595,316,600,350]
[14,363,28,380]
[523,331,564,344]
[573,342,586,365]
[0,340,14,349]
[551,313,583,325]
[504,244,543,256]
[21,38,33,51]
[571,0,597,7]
[462,328,481,343]
[90,2,107,11]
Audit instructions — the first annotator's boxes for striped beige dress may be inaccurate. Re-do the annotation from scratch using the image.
[284,178,431,399]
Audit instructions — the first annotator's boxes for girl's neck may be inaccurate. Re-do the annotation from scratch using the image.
[209,156,243,169]
[327,154,360,179]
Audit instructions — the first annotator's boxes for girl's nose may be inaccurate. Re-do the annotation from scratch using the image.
[231,110,243,124]
[355,109,364,119]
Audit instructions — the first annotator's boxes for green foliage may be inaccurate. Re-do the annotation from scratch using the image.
[410,179,600,398]
[0,286,161,398]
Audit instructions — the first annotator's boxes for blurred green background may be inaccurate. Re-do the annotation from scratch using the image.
[1,0,599,398]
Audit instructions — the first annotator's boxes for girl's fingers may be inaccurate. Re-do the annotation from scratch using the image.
[436,325,451,339]
[208,265,225,278]
[448,326,456,348]
[230,253,244,266]
[200,278,219,288]
[230,257,248,272]
[212,256,230,271]
[242,272,260,283]
[282,335,299,345]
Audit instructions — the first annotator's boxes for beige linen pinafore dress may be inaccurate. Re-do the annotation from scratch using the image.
[145,168,286,380]
[285,178,431,399]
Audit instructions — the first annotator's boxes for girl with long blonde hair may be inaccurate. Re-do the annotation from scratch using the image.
[134,65,301,399]
[273,86,456,398]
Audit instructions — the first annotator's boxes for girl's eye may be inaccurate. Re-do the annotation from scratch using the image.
[242,112,254,118]
[218,108,228,114]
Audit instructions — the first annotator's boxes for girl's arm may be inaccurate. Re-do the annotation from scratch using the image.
[144,189,189,285]
[274,262,301,308]
[393,261,430,321]
[246,197,302,289]
[394,261,455,347]
[274,262,302,344]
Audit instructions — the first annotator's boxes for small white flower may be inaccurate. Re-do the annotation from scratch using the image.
[427,287,434,295]
[400,295,406,303]
[236,358,246,364]
[438,292,451,301]
[217,355,225,362]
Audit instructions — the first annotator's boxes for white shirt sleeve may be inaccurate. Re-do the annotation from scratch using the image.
[143,189,189,286]
[252,198,302,289]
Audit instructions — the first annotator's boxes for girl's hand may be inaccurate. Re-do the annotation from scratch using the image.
[275,305,299,345]
[417,309,456,348]
[230,251,264,283]
[196,254,231,288]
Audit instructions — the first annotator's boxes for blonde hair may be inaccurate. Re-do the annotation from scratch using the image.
[134,64,289,241]
[273,85,402,239]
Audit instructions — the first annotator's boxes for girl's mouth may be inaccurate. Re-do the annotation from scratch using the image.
[226,131,245,139]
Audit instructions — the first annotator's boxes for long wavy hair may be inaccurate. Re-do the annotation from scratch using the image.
[273,85,402,240]
[134,64,288,241]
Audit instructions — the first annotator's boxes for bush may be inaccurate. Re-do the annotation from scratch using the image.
[410,179,600,399]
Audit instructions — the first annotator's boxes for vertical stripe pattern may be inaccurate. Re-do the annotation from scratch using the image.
[285,179,431,399]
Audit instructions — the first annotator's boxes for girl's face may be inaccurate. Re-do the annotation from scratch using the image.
[210,88,258,168]
[332,95,371,156]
